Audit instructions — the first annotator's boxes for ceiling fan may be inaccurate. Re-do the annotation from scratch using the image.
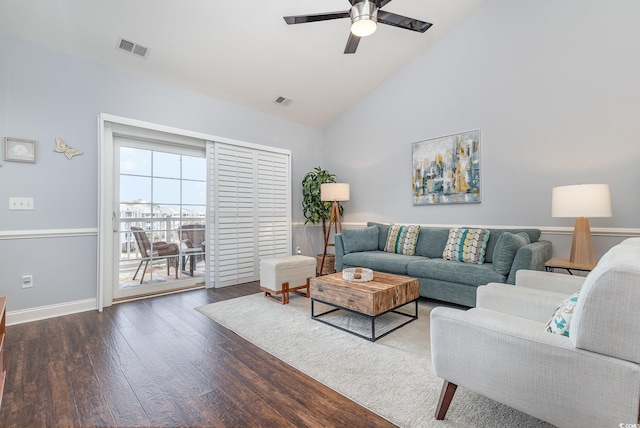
[283,0,432,54]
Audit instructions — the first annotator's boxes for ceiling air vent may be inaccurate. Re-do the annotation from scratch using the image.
[273,96,293,107]
[117,37,150,59]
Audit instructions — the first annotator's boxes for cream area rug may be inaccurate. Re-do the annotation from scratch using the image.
[196,294,551,428]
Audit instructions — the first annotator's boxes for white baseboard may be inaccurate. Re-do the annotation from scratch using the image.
[7,298,97,326]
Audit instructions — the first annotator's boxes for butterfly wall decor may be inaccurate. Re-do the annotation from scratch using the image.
[54,137,83,160]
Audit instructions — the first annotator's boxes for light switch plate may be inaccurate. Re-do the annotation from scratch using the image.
[9,197,34,210]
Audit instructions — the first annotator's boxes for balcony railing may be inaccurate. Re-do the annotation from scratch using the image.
[118,215,206,287]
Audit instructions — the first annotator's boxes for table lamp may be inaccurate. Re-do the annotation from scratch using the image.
[551,184,612,265]
[319,183,350,275]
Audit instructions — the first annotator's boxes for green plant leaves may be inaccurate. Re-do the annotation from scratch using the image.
[302,166,338,225]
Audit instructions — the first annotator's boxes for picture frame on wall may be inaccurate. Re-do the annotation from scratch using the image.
[412,130,480,205]
[3,137,37,163]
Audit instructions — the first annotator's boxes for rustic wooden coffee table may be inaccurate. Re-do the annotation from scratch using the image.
[310,271,419,341]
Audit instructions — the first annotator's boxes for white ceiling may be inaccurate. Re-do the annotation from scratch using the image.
[0,0,486,128]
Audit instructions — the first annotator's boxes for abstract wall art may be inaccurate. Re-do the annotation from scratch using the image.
[412,130,480,205]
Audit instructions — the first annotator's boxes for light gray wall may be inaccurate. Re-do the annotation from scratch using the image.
[3,0,639,314]
[0,33,323,311]
[323,0,640,255]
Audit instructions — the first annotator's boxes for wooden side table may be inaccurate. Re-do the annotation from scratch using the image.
[545,258,596,275]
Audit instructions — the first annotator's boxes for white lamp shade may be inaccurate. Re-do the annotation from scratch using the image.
[321,183,350,202]
[551,184,612,218]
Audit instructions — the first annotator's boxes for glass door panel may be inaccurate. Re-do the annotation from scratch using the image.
[115,142,206,300]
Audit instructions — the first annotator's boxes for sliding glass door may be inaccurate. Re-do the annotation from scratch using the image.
[98,116,292,308]
[114,137,206,300]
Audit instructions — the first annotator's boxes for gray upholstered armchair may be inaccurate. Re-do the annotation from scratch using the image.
[430,238,640,427]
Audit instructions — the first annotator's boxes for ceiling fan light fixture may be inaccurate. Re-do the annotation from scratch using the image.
[350,1,378,37]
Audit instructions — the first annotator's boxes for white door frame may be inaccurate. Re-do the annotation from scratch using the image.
[97,113,291,310]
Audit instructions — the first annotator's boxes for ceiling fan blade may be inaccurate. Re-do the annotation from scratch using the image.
[284,11,349,25]
[344,33,361,54]
[377,11,433,33]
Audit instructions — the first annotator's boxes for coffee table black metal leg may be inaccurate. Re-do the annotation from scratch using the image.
[371,316,375,341]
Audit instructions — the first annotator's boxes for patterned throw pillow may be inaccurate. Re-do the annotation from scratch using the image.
[545,291,580,337]
[442,228,490,264]
[384,224,420,255]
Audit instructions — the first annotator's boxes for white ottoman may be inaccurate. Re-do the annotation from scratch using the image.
[259,255,316,304]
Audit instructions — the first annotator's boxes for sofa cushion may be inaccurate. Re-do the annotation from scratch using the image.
[342,226,379,254]
[545,291,580,337]
[414,228,450,258]
[484,229,541,263]
[367,222,390,251]
[442,228,490,264]
[384,224,420,255]
[342,251,424,275]
[492,232,531,275]
[407,259,506,286]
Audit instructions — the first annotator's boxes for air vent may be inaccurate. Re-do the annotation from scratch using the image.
[117,37,150,59]
[273,96,293,107]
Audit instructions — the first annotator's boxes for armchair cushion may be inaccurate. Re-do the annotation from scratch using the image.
[545,291,580,337]
[514,269,585,294]
[477,283,569,323]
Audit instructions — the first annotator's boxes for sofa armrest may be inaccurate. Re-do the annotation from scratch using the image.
[335,234,345,272]
[477,283,569,323]
[506,240,552,284]
[515,269,585,294]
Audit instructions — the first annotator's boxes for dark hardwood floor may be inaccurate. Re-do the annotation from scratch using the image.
[0,282,395,427]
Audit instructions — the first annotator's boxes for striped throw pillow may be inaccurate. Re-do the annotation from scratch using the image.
[442,228,490,264]
[384,224,420,255]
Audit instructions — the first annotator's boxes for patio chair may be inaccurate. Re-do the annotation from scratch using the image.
[177,223,206,268]
[130,226,180,283]
[177,224,205,251]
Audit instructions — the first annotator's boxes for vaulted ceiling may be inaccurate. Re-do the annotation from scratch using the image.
[0,0,486,127]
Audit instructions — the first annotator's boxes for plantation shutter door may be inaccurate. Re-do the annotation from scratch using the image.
[215,144,258,287]
[205,140,291,289]
[257,151,291,259]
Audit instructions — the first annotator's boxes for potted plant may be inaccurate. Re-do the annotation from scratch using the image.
[302,167,344,274]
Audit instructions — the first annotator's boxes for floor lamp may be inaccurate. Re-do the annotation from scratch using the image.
[320,183,350,275]
[552,184,612,266]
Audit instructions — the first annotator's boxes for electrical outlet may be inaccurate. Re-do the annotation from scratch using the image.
[10,197,34,210]
[296,247,301,254]
[22,275,33,288]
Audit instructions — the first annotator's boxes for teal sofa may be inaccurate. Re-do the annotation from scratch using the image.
[334,222,552,307]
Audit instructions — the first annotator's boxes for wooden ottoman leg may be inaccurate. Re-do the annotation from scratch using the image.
[304,277,310,298]
[282,282,290,305]
[261,288,286,304]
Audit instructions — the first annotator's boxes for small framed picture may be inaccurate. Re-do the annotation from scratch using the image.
[4,137,37,163]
